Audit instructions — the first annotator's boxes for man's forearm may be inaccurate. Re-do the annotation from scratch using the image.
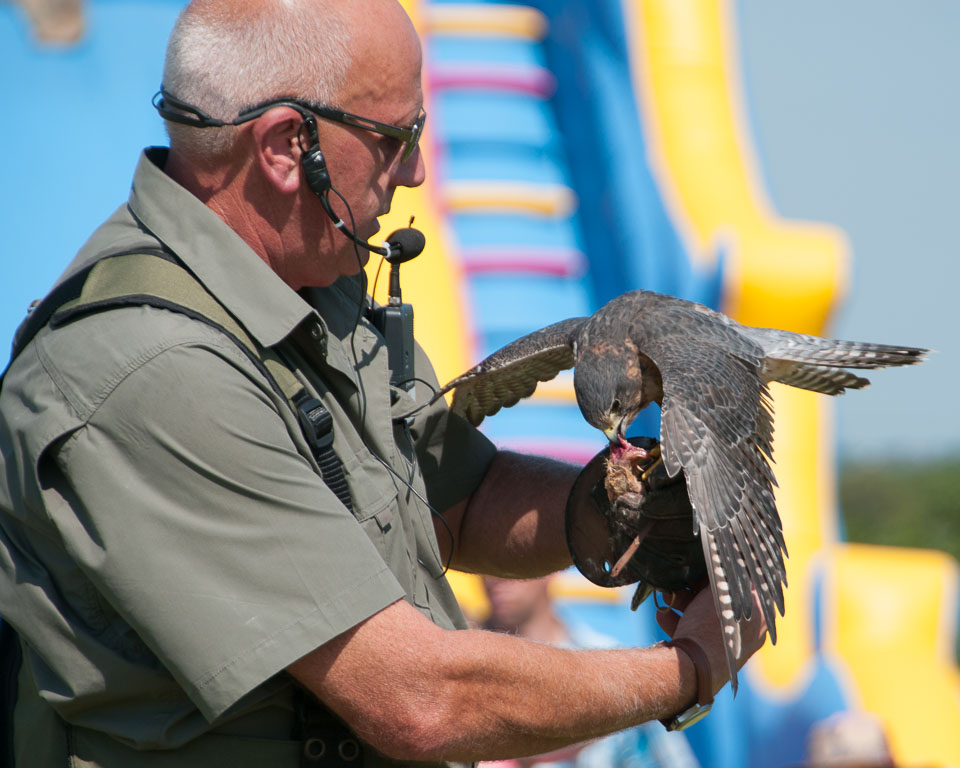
[442,450,581,577]
[288,598,699,763]
[408,625,696,762]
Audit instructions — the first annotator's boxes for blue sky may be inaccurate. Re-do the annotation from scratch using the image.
[737,0,959,460]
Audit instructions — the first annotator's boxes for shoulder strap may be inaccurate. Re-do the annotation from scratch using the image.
[0,620,21,768]
[54,251,304,401]
[6,250,353,511]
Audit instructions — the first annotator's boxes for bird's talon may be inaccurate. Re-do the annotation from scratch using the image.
[640,454,664,483]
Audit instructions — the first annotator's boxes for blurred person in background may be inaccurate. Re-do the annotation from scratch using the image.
[14,0,84,43]
[800,711,898,768]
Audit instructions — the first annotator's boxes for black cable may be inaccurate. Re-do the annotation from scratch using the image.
[391,377,443,421]
[324,184,370,438]
[369,255,387,306]
[386,376,457,574]
[394,376,439,396]
[318,185,453,574]
[369,450,455,575]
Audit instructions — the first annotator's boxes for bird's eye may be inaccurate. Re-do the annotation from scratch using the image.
[611,398,621,413]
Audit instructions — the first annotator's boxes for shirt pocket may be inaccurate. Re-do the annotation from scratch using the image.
[392,413,447,580]
[339,451,400,554]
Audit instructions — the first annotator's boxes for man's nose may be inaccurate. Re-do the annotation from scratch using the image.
[394,146,426,189]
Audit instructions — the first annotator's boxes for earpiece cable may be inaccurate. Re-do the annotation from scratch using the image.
[306,130,451,574]
[323,184,371,437]
[370,450,455,575]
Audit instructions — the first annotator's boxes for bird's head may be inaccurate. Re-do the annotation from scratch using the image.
[574,342,648,455]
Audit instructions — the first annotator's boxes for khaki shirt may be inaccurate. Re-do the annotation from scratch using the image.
[0,148,496,766]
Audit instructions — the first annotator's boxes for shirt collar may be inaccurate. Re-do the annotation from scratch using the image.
[127,147,315,349]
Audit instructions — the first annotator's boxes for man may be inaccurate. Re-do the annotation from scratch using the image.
[0,0,767,765]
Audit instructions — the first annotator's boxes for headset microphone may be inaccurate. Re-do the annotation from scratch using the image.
[300,113,426,262]
[321,203,423,391]
[318,191,425,263]
[317,184,424,392]
[370,221,424,391]
[299,114,424,390]
[382,226,425,264]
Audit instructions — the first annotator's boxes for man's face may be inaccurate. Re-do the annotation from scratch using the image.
[298,2,426,286]
[482,576,551,631]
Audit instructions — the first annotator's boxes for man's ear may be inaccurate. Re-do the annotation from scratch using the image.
[251,106,305,195]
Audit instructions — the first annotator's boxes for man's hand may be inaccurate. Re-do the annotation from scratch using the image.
[656,586,768,701]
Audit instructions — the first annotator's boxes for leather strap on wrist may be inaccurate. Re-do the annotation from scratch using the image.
[665,636,714,707]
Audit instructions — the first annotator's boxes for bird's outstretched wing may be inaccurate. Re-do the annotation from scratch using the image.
[643,327,785,695]
[435,317,587,427]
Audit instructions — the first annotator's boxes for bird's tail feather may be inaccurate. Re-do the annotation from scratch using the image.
[768,363,871,395]
[748,329,927,394]
[748,328,928,370]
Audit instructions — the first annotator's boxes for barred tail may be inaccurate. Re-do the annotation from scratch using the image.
[768,363,871,395]
[748,328,928,394]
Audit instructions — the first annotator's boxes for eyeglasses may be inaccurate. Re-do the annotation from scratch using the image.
[153,88,426,163]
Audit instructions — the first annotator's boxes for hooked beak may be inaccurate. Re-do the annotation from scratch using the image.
[605,426,634,462]
[603,414,627,445]
[603,419,631,457]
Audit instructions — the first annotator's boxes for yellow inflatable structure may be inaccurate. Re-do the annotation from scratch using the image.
[628,0,960,764]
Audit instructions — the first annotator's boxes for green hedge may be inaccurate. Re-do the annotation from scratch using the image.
[839,455,960,564]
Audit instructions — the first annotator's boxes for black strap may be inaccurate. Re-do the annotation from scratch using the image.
[0,620,21,768]
[293,393,354,512]
[293,690,364,767]
[1,248,175,387]
[7,270,87,377]
[3,250,354,513]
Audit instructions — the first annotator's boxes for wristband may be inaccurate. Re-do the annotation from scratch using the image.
[659,637,714,731]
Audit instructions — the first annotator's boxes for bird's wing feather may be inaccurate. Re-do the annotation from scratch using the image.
[435,317,587,427]
[641,329,785,693]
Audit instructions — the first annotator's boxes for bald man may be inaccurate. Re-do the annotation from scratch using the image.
[0,1,765,766]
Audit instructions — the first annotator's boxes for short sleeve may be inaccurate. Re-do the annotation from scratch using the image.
[48,339,405,721]
[406,344,498,513]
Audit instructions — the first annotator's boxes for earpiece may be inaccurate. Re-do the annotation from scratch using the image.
[300,115,332,197]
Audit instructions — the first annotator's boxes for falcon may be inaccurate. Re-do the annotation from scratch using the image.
[435,289,927,690]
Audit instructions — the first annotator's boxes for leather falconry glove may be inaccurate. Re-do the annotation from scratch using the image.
[565,436,706,611]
